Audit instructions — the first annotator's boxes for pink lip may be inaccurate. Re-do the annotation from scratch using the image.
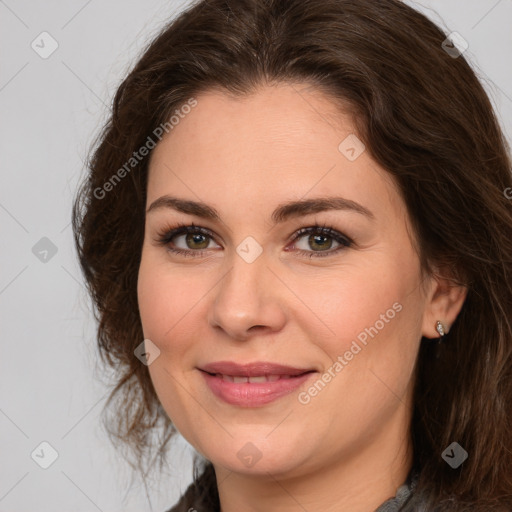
[199,361,316,407]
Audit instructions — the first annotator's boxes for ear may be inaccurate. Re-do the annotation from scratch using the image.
[421,272,468,339]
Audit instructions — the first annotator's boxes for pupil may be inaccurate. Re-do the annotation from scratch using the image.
[310,234,332,251]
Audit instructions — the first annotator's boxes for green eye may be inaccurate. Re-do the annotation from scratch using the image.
[184,232,211,250]
[156,223,353,259]
[291,226,352,258]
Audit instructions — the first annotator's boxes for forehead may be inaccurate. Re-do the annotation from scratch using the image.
[147,83,403,227]
[152,83,353,162]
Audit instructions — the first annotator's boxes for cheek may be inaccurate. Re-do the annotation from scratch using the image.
[137,254,204,350]
[294,264,422,439]
[295,255,423,358]
[137,255,207,439]
[137,264,172,342]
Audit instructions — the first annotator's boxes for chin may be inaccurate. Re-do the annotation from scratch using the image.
[198,433,313,477]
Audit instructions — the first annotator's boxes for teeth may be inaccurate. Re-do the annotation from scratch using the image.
[215,374,299,383]
[248,376,267,383]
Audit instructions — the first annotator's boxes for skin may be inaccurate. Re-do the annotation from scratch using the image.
[137,83,467,512]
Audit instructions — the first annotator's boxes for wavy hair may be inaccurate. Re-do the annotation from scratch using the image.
[72,0,512,509]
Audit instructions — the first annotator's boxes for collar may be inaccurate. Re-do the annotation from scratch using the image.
[374,469,419,512]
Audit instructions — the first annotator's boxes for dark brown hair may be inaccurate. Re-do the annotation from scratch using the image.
[72,0,512,509]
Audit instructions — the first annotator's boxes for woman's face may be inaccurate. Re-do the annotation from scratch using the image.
[137,83,435,478]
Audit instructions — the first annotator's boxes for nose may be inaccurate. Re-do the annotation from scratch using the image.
[208,249,287,341]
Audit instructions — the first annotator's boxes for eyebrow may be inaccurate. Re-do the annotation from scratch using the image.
[146,195,375,223]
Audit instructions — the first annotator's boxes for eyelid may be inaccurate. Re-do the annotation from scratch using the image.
[155,222,219,244]
[286,225,353,258]
[287,224,352,245]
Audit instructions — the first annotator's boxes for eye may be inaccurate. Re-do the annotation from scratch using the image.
[288,225,353,258]
[155,223,353,259]
[155,223,220,257]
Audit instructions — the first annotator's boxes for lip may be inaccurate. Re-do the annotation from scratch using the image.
[198,361,316,407]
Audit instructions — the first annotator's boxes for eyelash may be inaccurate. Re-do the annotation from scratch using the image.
[155,222,354,259]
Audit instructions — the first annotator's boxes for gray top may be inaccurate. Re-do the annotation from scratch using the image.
[375,471,419,511]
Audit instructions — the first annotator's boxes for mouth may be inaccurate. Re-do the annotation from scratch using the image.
[205,373,302,383]
[198,361,316,407]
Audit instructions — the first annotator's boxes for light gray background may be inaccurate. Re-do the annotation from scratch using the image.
[1,1,511,511]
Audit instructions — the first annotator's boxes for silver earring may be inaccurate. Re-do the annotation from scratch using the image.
[435,320,445,338]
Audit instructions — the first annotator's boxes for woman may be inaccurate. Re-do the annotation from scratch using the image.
[72,0,512,510]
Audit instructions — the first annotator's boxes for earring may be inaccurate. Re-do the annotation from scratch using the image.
[435,320,445,339]
[434,321,448,359]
